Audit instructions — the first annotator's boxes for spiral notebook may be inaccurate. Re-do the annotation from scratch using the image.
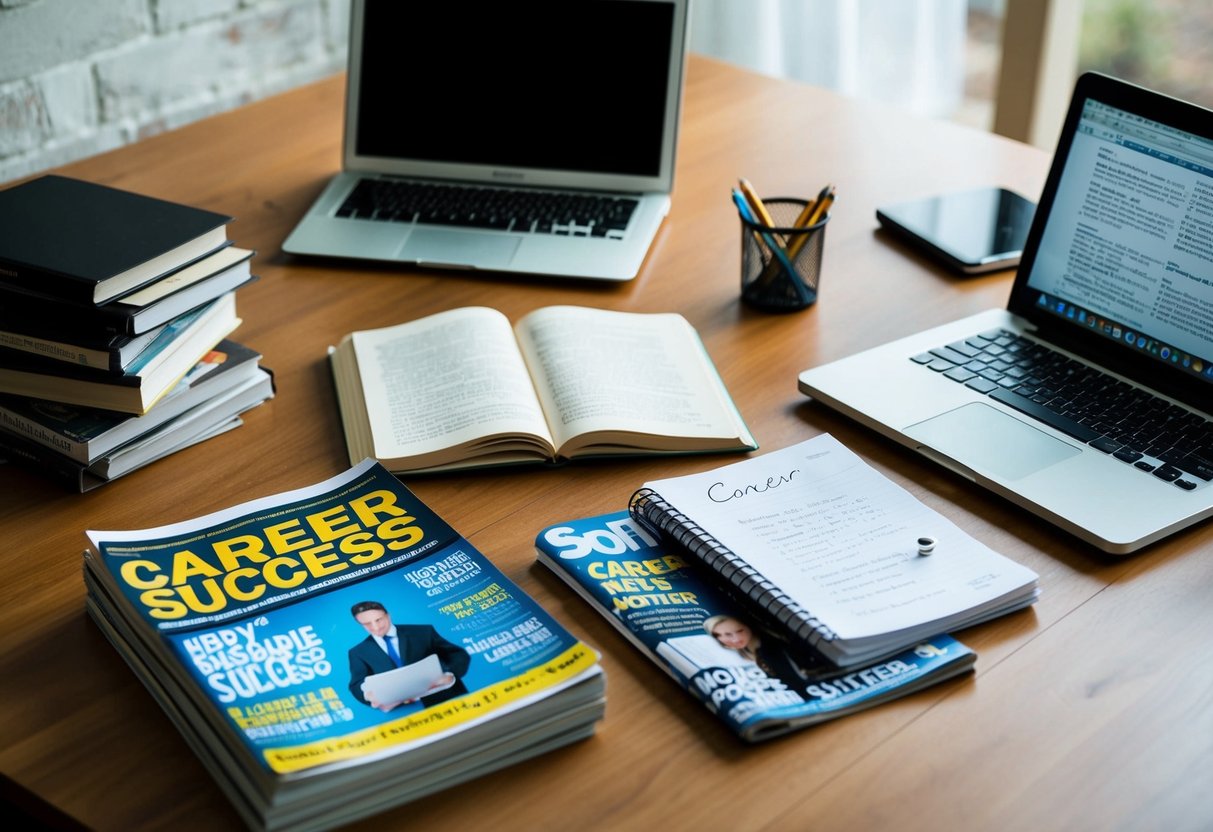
[629,434,1039,667]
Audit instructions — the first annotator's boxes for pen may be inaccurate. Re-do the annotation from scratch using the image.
[746,183,834,303]
[732,188,802,284]
[785,184,836,260]
[737,178,777,229]
[732,188,785,256]
[740,178,795,248]
[734,189,812,306]
[731,187,762,237]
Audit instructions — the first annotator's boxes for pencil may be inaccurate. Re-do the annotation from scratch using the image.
[737,178,777,228]
[791,182,835,229]
[732,187,805,298]
[786,185,835,259]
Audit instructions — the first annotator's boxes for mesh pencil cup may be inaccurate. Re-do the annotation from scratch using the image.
[739,198,828,312]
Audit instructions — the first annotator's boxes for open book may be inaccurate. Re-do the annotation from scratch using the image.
[630,434,1040,668]
[330,306,757,474]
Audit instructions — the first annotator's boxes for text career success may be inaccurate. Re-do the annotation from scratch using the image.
[119,489,427,620]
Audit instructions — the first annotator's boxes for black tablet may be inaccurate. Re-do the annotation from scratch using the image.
[875,186,1036,275]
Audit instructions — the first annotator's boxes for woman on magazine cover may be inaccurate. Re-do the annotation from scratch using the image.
[704,614,818,686]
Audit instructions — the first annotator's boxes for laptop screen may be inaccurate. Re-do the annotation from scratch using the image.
[352,1,678,180]
[1017,77,1213,399]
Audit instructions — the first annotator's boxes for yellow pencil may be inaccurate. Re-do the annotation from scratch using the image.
[791,182,835,229]
[786,185,835,259]
[737,177,777,228]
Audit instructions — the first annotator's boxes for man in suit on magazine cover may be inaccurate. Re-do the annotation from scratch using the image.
[347,600,471,711]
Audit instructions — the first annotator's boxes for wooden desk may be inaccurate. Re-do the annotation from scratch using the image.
[2,57,1210,831]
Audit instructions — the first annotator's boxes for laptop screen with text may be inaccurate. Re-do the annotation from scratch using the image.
[1017,90,1213,401]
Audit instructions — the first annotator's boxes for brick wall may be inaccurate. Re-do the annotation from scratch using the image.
[0,0,350,184]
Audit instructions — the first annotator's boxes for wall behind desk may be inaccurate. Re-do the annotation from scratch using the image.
[0,0,351,184]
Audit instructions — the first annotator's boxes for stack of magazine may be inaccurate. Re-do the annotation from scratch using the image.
[84,460,605,831]
[0,175,273,490]
[536,434,1040,741]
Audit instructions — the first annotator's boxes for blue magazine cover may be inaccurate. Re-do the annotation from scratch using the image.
[536,510,975,742]
[84,460,603,830]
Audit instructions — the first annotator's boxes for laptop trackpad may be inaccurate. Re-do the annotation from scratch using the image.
[398,229,520,268]
[905,402,1081,481]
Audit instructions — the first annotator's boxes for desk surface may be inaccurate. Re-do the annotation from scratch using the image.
[2,57,1210,832]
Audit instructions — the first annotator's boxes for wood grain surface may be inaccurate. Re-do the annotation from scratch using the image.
[1,56,1209,832]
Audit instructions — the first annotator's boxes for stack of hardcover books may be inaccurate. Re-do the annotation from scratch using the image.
[0,174,274,490]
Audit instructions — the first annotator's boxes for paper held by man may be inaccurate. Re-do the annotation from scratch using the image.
[360,653,455,705]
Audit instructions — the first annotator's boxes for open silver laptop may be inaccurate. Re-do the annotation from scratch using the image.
[282,0,689,282]
[799,72,1213,555]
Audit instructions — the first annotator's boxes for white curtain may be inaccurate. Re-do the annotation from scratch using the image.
[689,0,968,120]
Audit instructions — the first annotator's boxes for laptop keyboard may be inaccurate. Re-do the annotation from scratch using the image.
[912,328,1213,490]
[335,178,639,239]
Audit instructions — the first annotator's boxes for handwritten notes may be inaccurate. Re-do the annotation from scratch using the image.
[642,434,1039,643]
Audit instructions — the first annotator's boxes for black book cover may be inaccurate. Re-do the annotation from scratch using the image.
[0,345,145,387]
[0,426,105,492]
[0,175,231,305]
[0,270,256,337]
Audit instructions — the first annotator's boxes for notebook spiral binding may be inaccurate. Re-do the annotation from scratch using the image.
[628,487,839,649]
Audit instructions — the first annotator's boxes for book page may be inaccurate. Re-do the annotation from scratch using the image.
[352,307,554,459]
[119,246,250,307]
[514,306,753,454]
[643,435,1038,641]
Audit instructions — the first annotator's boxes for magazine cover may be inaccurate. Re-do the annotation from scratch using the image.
[536,510,975,742]
[84,460,603,829]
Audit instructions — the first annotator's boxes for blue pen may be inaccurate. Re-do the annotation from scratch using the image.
[731,188,786,259]
[732,189,809,304]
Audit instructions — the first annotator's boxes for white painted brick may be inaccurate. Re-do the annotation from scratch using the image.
[0,122,130,184]
[39,63,99,135]
[0,0,150,83]
[126,59,326,143]
[0,80,48,156]
[0,63,99,166]
[155,0,240,32]
[325,0,351,51]
[95,1,324,120]
[0,0,350,182]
